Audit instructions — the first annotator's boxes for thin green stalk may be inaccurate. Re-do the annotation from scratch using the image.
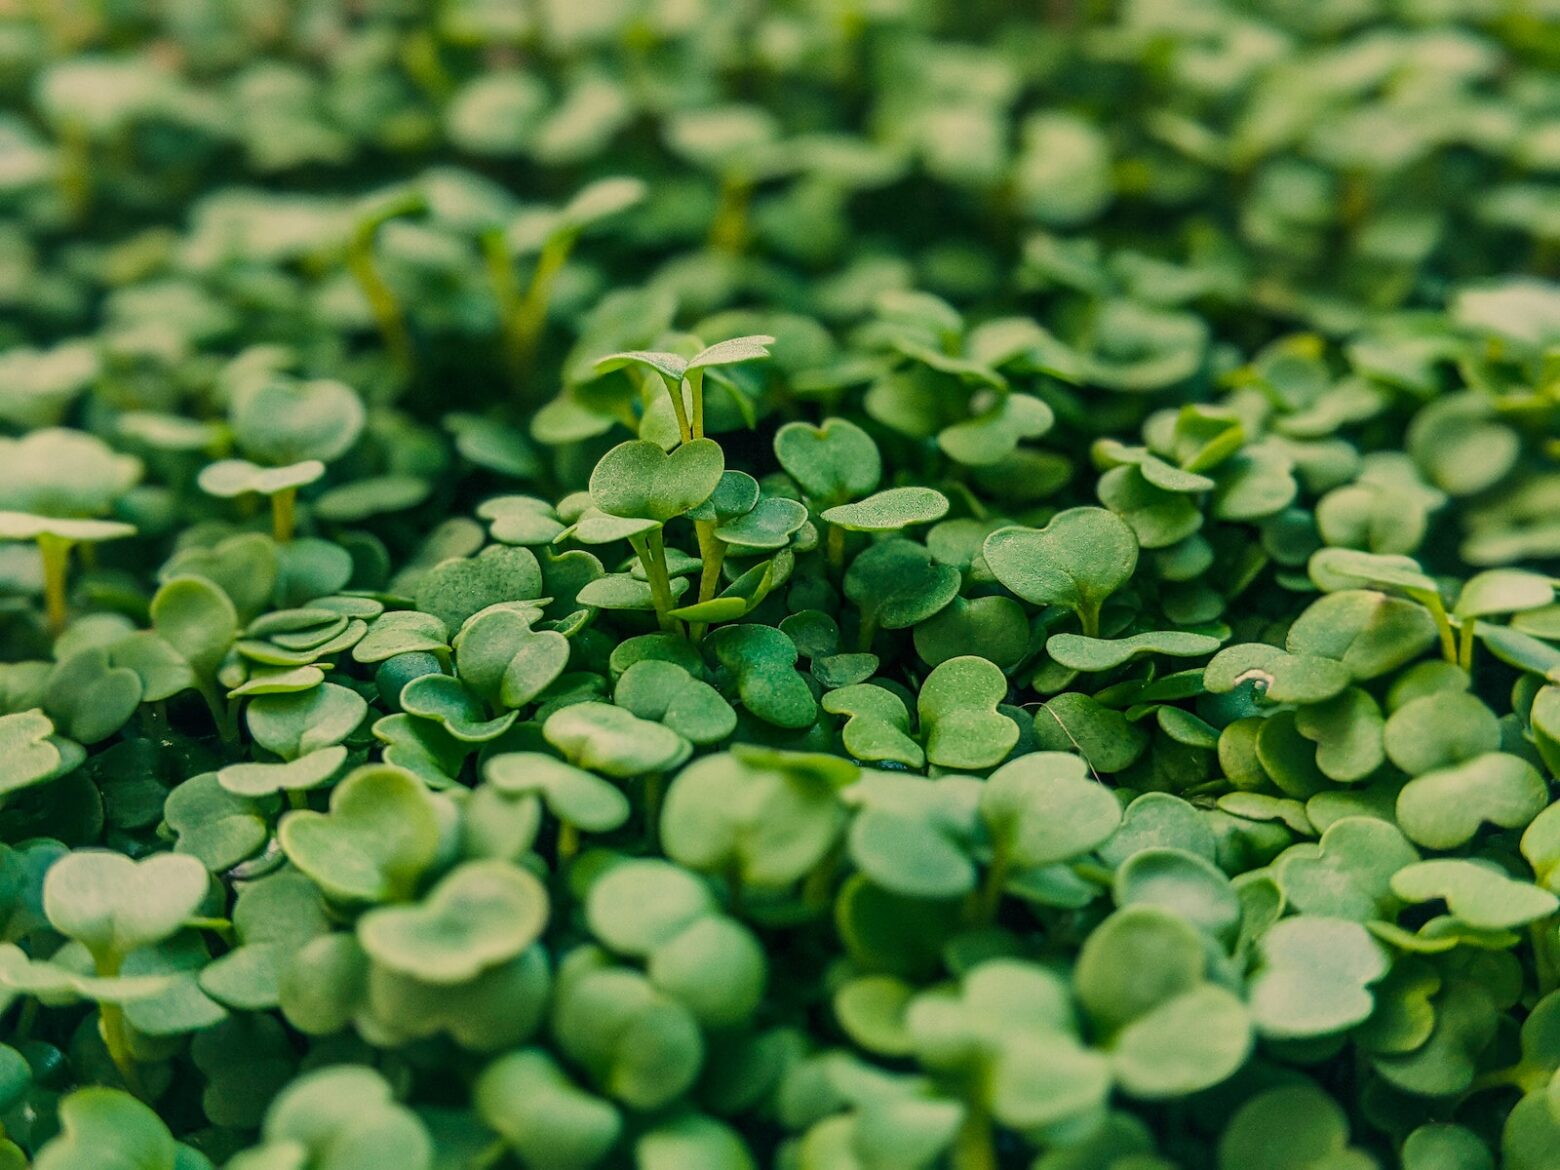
[857,613,879,653]
[482,228,526,383]
[36,533,71,635]
[690,519,726,641]
[628,530,678,633]
[826,523,846,576]
[1079,601,1101,639]
[644,773,666,849]
[57,120,91,221]
[971,842,1012,926]
[1426,597,1458,664]
[467,1139,510,1170]
[950,1102,996,1170]
[660,373,693,444]
[709,173,752,253]
[348,191,425,379]
[271,487,298,543]
[688,368,707,438]
[557,820,580,865]
[196,678,238,745]
[513,232,575,384]
[93,951,145,1099]
[1457,617,1477,672]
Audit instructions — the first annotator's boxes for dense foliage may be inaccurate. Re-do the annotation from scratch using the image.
[2,1,1560,1167]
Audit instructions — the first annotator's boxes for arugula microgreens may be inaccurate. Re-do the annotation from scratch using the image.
[6,6,1560,1170]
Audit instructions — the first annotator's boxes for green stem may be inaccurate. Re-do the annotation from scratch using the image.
[36,534,71,635]
[971,842,1012,926]
[826,524,846,576]
[688,369,707,439]
[348,192,425,379]
[1426,597,1458,665]
[660,373,693,445]
[1457,618,1477,672]
[857,612,879,653]
[57,120,91,221]
[709,174,752,253]
[724,862,745,916]
[691,519,726,641]
[93,952,145,1099]
[197,677,238,745]
[467,1137,510,1170]
[1078,601,1101,640]
[285,789,309,811]
[644,773,666,849]
[271,487,298,543]
[950,1102,996,1170]
[481,228,526,383]
[513,232,575,385]
[557,820,580,865]
[628,530,677,632]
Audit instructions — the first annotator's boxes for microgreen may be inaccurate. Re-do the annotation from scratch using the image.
[5,6,1560,1168]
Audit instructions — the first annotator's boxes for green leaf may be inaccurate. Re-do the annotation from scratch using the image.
[485,752,631,832]
[773,418,881,505]
[981,752,1121,868]
[217,745,347,799]
[590,438,725,523]
[1395,752,1547,850]
[359,859,549,982]
[278,765,443,903]
[918,656,1018,770]
[44,850,208,957]
[544,702,691,776]
[1046,630,1222,672]
[821,487,949,533]
[476,1049,621,1170]
[1391,860,1559,930]
[197,458,324,499]
[247,682,367,760]
[33,1088,180,1170]
[985,507,1138,632]
[1248,916,1389,1039]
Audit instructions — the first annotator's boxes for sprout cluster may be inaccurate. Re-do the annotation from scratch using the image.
[2,3,1560,1170]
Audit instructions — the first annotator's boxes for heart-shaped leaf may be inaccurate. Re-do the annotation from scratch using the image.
[985,507,1138,634]
[590,438,725,523]
[44,850,209,957]
[774,418,882,506]
[359,860,549,983]
[278,765,443,903]
[918,656,1018,770]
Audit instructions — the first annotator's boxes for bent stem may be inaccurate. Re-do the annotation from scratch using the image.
[1533,917,1560,995]
[513,231,576,385]
[659,372,693,444]
[36,533,71,635]
[270,487,298,543]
